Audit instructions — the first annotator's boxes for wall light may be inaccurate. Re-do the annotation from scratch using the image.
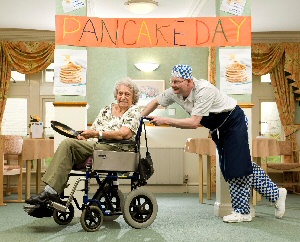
[124,0,158,15]
[134,62,159,72]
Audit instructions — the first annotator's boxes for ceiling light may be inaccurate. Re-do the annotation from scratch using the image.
[124,0,158,15]
[134,62,159,72]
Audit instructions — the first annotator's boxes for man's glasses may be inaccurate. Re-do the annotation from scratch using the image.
[169,79,186,85]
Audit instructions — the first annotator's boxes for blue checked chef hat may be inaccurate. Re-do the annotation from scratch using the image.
[171,64,193,79]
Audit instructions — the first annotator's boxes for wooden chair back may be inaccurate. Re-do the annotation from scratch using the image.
[0,135,24,205]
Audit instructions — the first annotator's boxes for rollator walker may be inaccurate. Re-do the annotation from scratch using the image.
[24,117,157,232]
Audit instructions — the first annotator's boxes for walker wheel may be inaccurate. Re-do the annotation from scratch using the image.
[123,188,158,229]
[80,206,103,232]
[53,201,74,225]
[93,187,124,222]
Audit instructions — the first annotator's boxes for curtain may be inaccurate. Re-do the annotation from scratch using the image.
[252,43,300,163]
[208,47,217,192]
[0,44,12,133]
[0,41,55,130]
[208,47,217,86]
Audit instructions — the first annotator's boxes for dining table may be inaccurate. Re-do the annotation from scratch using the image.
[22,138,54,199]
[185,138,216,204]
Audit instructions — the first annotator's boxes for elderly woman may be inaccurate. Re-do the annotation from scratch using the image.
[26,77,141,205]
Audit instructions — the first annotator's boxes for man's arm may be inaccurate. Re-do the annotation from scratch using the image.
[141,98,159,116]
[149,115,202,129]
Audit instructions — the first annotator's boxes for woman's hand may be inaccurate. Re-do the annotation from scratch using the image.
[77,135,86,140]
[78,130,98,139]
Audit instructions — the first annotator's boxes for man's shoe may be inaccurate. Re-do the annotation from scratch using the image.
[25,190,60,205]
[275,188,287,219]
[223,211,252,223]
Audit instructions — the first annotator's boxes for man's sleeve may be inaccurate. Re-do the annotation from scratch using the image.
[191,86,215,116]
[156,88,175,107]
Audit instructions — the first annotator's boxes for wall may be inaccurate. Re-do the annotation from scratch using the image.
[86,47,209,124]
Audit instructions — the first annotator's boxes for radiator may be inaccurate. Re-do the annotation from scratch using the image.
[140,147,184,184]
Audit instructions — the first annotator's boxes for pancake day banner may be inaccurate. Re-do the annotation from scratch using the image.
[55,15,251,48]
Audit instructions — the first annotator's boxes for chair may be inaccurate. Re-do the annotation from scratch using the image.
[0,135,24,205]
[266,140,300,193]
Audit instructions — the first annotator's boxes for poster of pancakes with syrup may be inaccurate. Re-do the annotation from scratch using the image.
[219,47,252,94]
[53,49,87,96]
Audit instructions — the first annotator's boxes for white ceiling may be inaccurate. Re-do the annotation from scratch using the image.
[0,0,300,32]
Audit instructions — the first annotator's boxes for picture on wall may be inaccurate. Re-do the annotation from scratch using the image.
[132,80,165,108]
[53,49,87,96]
[220,0,247,16]
[219,47,252,94]
[61,0,86,13]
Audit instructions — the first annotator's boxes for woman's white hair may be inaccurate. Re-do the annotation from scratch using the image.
[113,77,140,104]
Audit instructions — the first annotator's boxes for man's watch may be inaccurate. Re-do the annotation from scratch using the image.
[98,131,103,140]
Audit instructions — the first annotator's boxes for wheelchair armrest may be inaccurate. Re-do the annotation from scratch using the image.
[98,139,137,146]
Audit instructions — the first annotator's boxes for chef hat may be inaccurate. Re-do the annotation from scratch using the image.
[171,64,193,79]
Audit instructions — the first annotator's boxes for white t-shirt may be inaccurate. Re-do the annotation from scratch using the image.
[157,78,237,116]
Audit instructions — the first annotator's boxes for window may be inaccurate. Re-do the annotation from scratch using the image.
[1,98,28,136]
[260,102,281,139]
[4,66,55,137]
[11,69,26,82]
[260,101,282,163]
[261,73,271,83]
[44,63,54,83]
[43,101,55,137]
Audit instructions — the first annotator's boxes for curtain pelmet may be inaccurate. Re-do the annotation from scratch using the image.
[3,41,55,74]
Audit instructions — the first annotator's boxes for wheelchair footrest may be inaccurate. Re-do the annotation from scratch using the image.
[24,204,53,218]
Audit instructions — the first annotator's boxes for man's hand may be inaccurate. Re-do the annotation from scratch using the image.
[148,116,167,126]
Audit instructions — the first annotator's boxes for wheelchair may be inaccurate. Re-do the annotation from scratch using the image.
[24,117,157,232]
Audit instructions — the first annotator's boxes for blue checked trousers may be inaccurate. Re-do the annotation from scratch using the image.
[227,162,279,214]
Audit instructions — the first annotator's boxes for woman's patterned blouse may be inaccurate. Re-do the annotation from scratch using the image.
[90,104,141,141]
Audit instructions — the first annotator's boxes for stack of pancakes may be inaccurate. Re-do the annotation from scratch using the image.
[225,60,248,83]
[60,61,82,84]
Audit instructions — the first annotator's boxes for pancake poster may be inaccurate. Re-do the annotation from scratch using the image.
[53,49,87,96]
[219,47,252,94]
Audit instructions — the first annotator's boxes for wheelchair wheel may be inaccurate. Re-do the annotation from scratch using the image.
[53,201,74,225]
[80,206,103,232]
[93,186,124,222]
[123,188,158,229]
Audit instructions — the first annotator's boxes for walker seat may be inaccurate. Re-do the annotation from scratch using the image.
[92,150,139,172]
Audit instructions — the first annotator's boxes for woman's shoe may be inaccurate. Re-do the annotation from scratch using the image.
[25,190,60,205]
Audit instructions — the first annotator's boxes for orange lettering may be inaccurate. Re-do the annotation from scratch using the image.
[122,20,137,45]
[212,19,228,43]
[196,20,210,45]
[63,17,81,39]
[229,17,246,42]
[137,21,153,45]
